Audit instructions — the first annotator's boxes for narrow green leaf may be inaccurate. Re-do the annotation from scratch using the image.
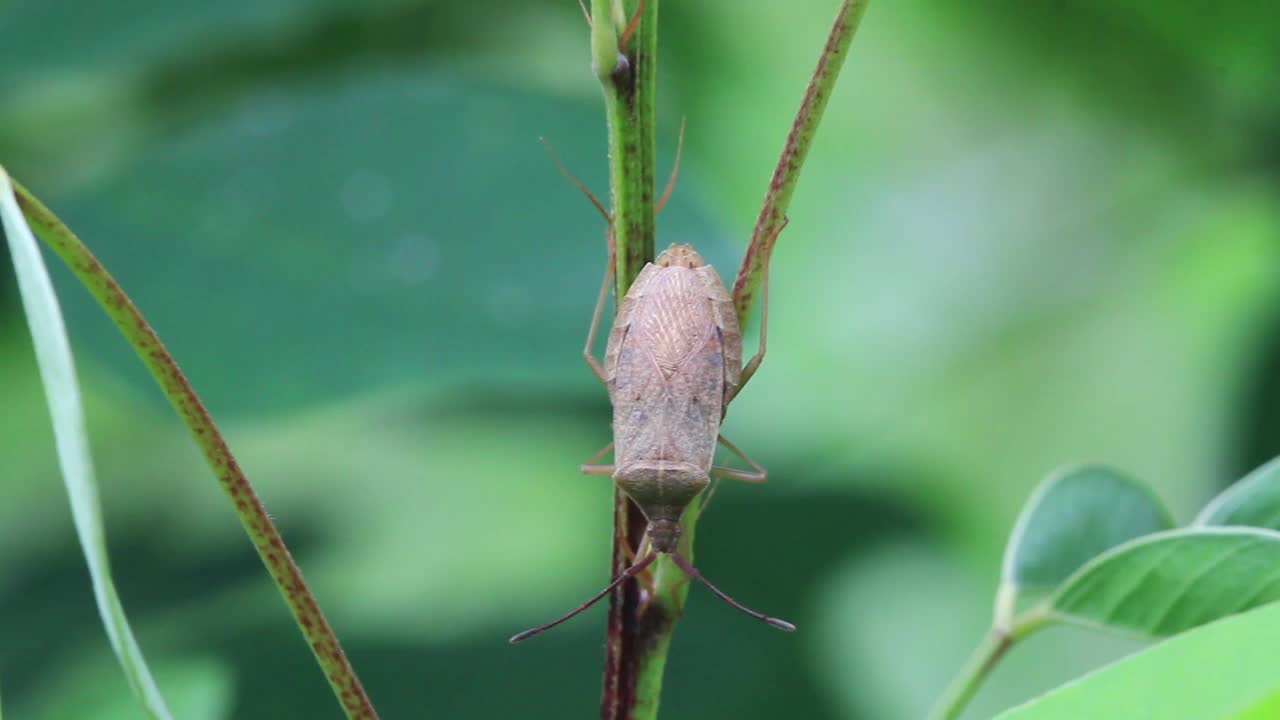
[1195,456,1280,529]
[1002,465,1173,593]
[1049,527,1280,637]
[995,601,1280,720]
[0,167,173,719]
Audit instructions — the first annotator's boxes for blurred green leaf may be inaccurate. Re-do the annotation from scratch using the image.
[220,393,617,638]
[1049,528,1280,637]
[1002,466,1173,597]
[20,64,713,415]
[20,653,232,720]
[995,601,1280,720]
[1235,690,1280,720]
[0,168,172,719]
[1195,456,1280,529]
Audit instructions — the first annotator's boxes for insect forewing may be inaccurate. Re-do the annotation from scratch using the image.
[609,264,724,476]
[697,264,743,407]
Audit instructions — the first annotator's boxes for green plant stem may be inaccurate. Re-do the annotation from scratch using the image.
[731,0,871,327]
[630,505,697,718]
[593,0,657,295]
[929,608,1050,720]
[590,1,667,718]
[930,629,1014,720]
[12,180,379,720]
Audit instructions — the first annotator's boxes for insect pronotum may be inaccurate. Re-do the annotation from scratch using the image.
[510,230,793,643]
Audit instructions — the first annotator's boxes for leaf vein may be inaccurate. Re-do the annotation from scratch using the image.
[1146,538,1257,633]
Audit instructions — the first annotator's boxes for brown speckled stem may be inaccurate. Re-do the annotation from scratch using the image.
[732,0,871,328]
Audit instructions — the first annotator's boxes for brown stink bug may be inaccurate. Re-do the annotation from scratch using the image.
[511,236,792,643]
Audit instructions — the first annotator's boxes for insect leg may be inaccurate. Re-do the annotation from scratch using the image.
[622,534,657,581]
[666,566,693,602]
[711,433,767,484]
[617,0,646,51]
[697,477,722,515]
[730,217,787,401]
[580,442,615,476]
[731,264,768,401]
[541,133,614,387]
[583,241,614,385]
[654,117,686,214]
[540,138,611,223]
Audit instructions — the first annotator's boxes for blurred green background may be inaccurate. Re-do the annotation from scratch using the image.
[2,0,1279,718]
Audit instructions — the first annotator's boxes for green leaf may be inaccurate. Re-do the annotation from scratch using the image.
[21,653,232,720]
[1195,456,1280,529]
[1048,527,1280,637]
[0,167,173,719]
[1234,688,1280,720]
[994,600,1280,720]
[24,66,711,415]
[1002,465,1173,594]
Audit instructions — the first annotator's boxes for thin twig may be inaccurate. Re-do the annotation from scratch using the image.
[928,630,1014,720]
[731,0,871,328]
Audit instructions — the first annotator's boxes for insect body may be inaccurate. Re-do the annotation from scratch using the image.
[511,243,791,643]
[605,243,743,552]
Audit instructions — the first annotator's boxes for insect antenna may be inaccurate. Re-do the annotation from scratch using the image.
[510,550,658,644]
[668,552,796,631]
